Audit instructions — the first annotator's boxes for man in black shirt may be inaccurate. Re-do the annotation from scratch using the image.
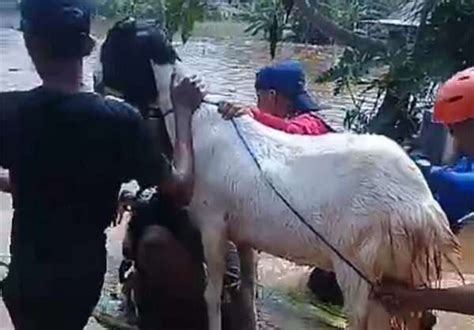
[0,1,203,329]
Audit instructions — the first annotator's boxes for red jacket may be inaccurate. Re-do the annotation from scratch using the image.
[252,110,330,136]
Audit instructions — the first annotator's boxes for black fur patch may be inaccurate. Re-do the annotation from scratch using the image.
[100,18,179,110]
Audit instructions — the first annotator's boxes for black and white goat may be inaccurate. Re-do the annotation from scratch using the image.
[96,19,462,330]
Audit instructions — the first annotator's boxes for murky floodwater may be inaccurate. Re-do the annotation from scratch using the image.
[1,11,473,329]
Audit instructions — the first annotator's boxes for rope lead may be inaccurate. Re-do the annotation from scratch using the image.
[230,118,375,288]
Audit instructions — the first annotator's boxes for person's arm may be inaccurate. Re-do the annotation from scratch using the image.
[159,104,195,207]
[252,112,329,135]
[218,102,329,135]
[252,111,292,131]
[159,76,205,208]
[119,76,203,208]
[374,283,474,316]
[425,285,474,315]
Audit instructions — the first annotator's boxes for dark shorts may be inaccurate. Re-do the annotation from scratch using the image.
[2,251,106,330]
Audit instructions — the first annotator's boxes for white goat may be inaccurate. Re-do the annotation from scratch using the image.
[152,63,461,330]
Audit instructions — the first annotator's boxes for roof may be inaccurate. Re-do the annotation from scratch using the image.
[364,0,425,27]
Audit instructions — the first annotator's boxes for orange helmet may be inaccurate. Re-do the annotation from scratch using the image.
[433,67,474,124]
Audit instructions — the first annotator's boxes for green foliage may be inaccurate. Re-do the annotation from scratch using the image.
[319,0,474,137]
[317,47,385,94]
[240,0,292,58]
[241,0,404,57]
[97,0,164,18]
[165,0,205,43]
[316,0,372,30]
[97,0,205,43]
[417,0,474,81]
[316,47,388,132]
[240,0,284,37]
[305,0,403,31]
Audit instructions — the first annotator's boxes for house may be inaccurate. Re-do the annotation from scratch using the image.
[361,0,424,45]
[377,0,423,28]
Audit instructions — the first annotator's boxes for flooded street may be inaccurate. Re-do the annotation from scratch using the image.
[1,11,473,329]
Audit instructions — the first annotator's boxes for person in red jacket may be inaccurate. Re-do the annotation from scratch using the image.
[219,60,341,307]
[219,60,333,135]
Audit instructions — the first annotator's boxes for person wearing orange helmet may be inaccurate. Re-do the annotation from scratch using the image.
[373,68,474,317]
[434,67,474,156]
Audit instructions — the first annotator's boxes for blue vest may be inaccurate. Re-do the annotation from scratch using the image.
[428,157,474,227]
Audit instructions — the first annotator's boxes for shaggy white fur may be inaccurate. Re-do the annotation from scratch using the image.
[153,62,461,330]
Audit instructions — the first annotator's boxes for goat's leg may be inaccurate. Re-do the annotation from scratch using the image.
[202,224,227,330]
[366,299,391,330]
[332,260,371,330]
[236,245,257,330]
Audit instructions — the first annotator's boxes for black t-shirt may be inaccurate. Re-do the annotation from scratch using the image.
[0,87,165,263]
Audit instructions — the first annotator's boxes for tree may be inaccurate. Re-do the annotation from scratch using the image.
[97,0,205,43]
[240,0,399,58]
[293,0,387,53]
[240,0,291,58]
[164,0,205,43]
[290,0,474,140]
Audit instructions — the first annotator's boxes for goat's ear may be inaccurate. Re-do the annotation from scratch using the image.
[151,63,174,112]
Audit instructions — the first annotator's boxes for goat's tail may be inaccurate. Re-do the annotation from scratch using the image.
[367,199,463,329]
[385,200,463,288]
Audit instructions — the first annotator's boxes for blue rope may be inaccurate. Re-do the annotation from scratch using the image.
[230,118,374,287]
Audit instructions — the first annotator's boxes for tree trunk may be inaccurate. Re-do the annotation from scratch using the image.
[413,0,437,60]
[293,0,387,54]
[368,0,435,139]
[366,82,408,140]
[292,0,437,139]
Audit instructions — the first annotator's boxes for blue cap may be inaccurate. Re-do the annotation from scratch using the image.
[20,0,92,36]
[255,60,321,112]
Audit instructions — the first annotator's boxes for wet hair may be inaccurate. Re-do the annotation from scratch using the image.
[21,0,95,60]
[24,32,95,60]
[127,190,205,266]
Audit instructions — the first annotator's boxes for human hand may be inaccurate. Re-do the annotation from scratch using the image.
[113,181,140,227]
[372,283,430,316]
[114,200,132,227]
[218,101,255,120]
[171,74,206,115]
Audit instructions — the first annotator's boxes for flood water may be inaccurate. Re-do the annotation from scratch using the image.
[1,11,473,329]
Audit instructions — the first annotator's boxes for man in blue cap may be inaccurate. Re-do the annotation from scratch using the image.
[220,60,340,307]
[0,1,204,328]
[220,60,332,135]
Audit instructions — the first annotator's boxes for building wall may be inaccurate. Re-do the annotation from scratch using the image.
[0,1,18,11]
[0,1,20,30]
